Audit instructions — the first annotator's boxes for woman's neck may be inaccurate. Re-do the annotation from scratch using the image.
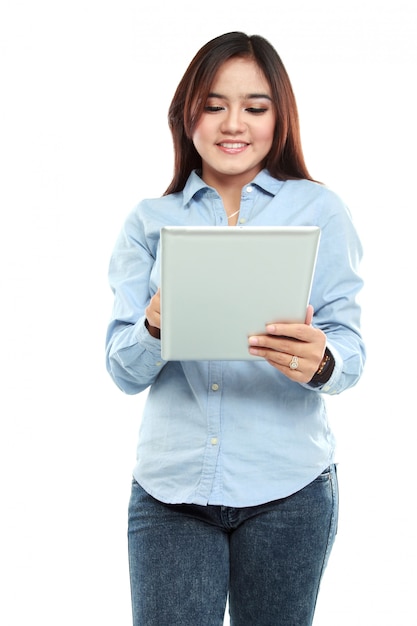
[201,174,248,215]
[220,187,242,220]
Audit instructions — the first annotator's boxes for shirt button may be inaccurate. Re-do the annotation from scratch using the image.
[211,383,219,391]
[211,437,218,445]
[246,185,253,192]
[239,217,246,224]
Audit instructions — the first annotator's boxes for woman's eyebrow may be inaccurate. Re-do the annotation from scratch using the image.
[207,92,225,99]
[208,92,272,100]
[246,93,272,100]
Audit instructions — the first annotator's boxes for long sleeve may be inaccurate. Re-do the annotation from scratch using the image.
[305,186,366,395]
[105,209,166,394]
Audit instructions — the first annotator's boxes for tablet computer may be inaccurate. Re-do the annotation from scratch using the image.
[160,225,320,361]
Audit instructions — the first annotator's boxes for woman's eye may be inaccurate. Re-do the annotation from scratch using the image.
[246,107,268,114]
[204,106,224,112]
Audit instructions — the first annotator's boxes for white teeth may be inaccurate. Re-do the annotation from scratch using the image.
[219,143,247,149]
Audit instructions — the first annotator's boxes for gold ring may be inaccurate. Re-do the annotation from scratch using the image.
[289,355,299,370]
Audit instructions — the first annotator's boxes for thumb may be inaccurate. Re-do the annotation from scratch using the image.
[305,304,314,325]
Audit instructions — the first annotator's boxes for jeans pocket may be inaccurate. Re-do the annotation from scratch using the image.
[313,465,332,483]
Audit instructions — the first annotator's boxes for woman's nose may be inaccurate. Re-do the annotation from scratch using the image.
[220,108,246,134]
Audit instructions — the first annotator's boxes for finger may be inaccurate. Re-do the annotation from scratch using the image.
[145,298,161,330]
[265,358,310,381]
[264,322,317,344]
[257,348,306,377]
[248,344,296,367]
[305,304,314,325]
[249,333,305,356]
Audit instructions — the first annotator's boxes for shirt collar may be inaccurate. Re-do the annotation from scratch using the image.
[182,169,284,206]
[182,170,211,205]
[251,169,285,196]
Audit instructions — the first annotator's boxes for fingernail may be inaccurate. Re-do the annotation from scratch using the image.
[266,324,275,333]
[248,336,258,345]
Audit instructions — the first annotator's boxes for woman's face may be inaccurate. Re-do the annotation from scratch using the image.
[192,57,276,188]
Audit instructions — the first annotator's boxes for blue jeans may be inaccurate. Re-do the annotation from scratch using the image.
[128,465,338,626]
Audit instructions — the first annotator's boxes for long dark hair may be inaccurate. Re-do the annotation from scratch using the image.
[164,32,314,195]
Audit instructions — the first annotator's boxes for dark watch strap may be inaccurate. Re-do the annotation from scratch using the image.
[307,348,335,388]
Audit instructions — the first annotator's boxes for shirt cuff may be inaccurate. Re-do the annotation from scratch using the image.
[134,316,166,367]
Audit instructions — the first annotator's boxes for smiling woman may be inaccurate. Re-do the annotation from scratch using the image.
[165,32,314,196]
[191,58,276,215]
[105,31,365,626]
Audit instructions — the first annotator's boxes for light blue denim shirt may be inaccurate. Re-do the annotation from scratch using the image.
[106,169,365,506]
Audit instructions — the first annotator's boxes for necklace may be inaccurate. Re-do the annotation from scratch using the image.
[227,208,240,220]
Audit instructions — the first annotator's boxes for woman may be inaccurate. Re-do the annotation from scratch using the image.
[106,32,365,626]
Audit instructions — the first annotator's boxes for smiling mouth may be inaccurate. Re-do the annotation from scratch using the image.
[218,142,248,149]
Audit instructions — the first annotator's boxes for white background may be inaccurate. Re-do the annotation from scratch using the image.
[1,1,415,624]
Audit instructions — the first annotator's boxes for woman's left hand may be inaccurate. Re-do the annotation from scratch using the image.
[247,305,327,382]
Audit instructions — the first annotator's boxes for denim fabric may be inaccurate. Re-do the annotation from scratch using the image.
[127,465,338,626]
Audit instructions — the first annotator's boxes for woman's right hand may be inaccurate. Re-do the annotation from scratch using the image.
[145,289,161,338]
